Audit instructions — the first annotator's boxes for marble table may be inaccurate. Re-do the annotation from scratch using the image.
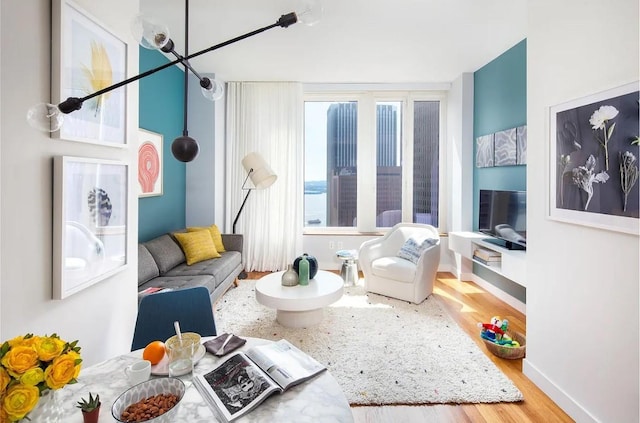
[52,337,353,422]
[255,270,344,327]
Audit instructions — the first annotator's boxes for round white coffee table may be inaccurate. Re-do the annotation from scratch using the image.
[255,270,344,328]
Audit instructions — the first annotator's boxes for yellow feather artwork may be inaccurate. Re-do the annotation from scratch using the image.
[80,41,113,116]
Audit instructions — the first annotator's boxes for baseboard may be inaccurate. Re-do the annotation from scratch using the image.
[523,359,599,423]
[470,274,526,314]
[437,264,455,274]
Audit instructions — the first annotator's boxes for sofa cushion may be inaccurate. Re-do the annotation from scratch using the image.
[173,230,221,265]
[138,244,160,286]
[143,234,185,275]
[164,251,241,287]
[371,256,416,283]
[138,275,217,300]
[187,224,226,252]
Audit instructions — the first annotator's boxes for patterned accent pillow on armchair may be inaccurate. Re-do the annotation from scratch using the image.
[397,237,437,264]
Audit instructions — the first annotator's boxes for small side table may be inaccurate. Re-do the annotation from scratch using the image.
[336,249,358,287]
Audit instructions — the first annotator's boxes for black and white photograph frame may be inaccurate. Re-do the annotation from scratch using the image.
[51,0,128,146]
[53,156,129,299]
[548,81,639,235]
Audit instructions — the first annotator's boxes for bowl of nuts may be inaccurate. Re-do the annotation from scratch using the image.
[111,377,185,422]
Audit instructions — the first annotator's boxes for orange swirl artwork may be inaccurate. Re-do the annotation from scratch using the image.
[138,129,163,196]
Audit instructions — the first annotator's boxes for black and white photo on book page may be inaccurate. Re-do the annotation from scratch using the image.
[194,339,326,421]
[204,353,276,415]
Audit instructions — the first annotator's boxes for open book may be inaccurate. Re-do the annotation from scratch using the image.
[193,339,326,422]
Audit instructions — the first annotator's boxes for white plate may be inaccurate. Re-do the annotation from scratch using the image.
[150,344,206,376]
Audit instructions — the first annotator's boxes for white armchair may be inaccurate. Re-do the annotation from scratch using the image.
[359,223,440,304]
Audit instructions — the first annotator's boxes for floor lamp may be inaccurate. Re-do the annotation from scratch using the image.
[232,152,276,279]
[232,152,277,235]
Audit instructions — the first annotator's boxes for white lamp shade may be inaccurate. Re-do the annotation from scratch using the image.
[241,152,277,189]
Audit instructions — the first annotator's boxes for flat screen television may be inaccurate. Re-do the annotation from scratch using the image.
[478,189,526,250]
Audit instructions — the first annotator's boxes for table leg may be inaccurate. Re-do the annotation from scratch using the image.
[276,309,324,327]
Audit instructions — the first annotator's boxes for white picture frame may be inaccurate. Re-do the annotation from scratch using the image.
[53,156,128,299]
[138,128,163,197]
[51,0,128,146]
[548,81,639,235]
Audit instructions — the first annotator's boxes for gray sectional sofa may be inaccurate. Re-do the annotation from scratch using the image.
[137,232,243,303]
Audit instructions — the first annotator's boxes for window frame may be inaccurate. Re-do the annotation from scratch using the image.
[303,89,447,234]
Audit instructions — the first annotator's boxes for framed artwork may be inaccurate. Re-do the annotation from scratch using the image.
[476,126,527,168]
[494,128,517,166]
[516,125,527,165]
[52,0,127,146]
[138,128,163,197]
[53,156,129,299]
[476,134,495,168]
[549,81,639,235]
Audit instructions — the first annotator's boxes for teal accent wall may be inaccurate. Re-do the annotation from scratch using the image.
[472,39,527,303]
[473,39,527,230]
[138,48,186,242]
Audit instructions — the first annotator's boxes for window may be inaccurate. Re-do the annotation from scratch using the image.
[375,101,402,227]
[412,101,440,228]
[304,92,443,232]
[304,101,358,228]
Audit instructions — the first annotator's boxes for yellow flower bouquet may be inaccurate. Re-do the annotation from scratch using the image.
[0,334,81,422]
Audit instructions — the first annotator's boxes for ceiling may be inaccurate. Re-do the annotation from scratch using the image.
[139,0,527,84]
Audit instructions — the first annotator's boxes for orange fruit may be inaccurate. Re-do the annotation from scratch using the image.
[142,341,166,365]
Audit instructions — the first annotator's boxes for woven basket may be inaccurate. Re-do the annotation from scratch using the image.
[481,331,526,359]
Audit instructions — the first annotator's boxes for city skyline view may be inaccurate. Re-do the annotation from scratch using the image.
[303,99,439,227]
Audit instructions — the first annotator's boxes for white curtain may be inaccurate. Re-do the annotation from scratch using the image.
[225,82,304,272]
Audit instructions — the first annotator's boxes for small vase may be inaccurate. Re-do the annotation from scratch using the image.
[281,264,298,286]
[82,407,101,423]
[298,256,310,286]
[293,253,318,279]
[24,389,63,423]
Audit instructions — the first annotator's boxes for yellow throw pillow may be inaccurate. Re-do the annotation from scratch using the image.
[173,230,221,265]
[187,224,226,252]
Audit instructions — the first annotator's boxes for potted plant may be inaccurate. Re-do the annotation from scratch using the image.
[76,393,101,423]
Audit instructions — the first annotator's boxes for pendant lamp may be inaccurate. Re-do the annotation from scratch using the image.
[26,0,324,163]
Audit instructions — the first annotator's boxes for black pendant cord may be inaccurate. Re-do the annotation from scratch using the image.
[182,0,189,137]
[170,0,199,162]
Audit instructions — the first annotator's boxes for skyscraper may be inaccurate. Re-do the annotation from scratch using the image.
[326,103,358,226]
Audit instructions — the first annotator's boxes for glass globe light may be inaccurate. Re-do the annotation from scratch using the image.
[296,0,323,26]
[26,103,64,132]
[171,135,199,162]
[131,14,170,50]
[200,78,224,101]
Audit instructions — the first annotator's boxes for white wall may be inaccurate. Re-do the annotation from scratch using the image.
[186,72,216,227]
[0,0,139,366]
[446,73,474,234]
[525,1,639,422]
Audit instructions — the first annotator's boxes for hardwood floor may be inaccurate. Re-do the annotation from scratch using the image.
[244,271,574,422]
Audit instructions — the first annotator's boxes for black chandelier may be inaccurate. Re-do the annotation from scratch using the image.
[27,0,322,162]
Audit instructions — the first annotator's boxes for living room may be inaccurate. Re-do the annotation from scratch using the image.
[1,1,638,423]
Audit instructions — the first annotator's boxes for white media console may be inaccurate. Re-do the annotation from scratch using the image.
[448,231,526,312]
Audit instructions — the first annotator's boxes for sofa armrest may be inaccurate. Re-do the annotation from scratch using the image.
[222,234,243,253]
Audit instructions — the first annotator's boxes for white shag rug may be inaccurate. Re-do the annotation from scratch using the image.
[214,281,524,406]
